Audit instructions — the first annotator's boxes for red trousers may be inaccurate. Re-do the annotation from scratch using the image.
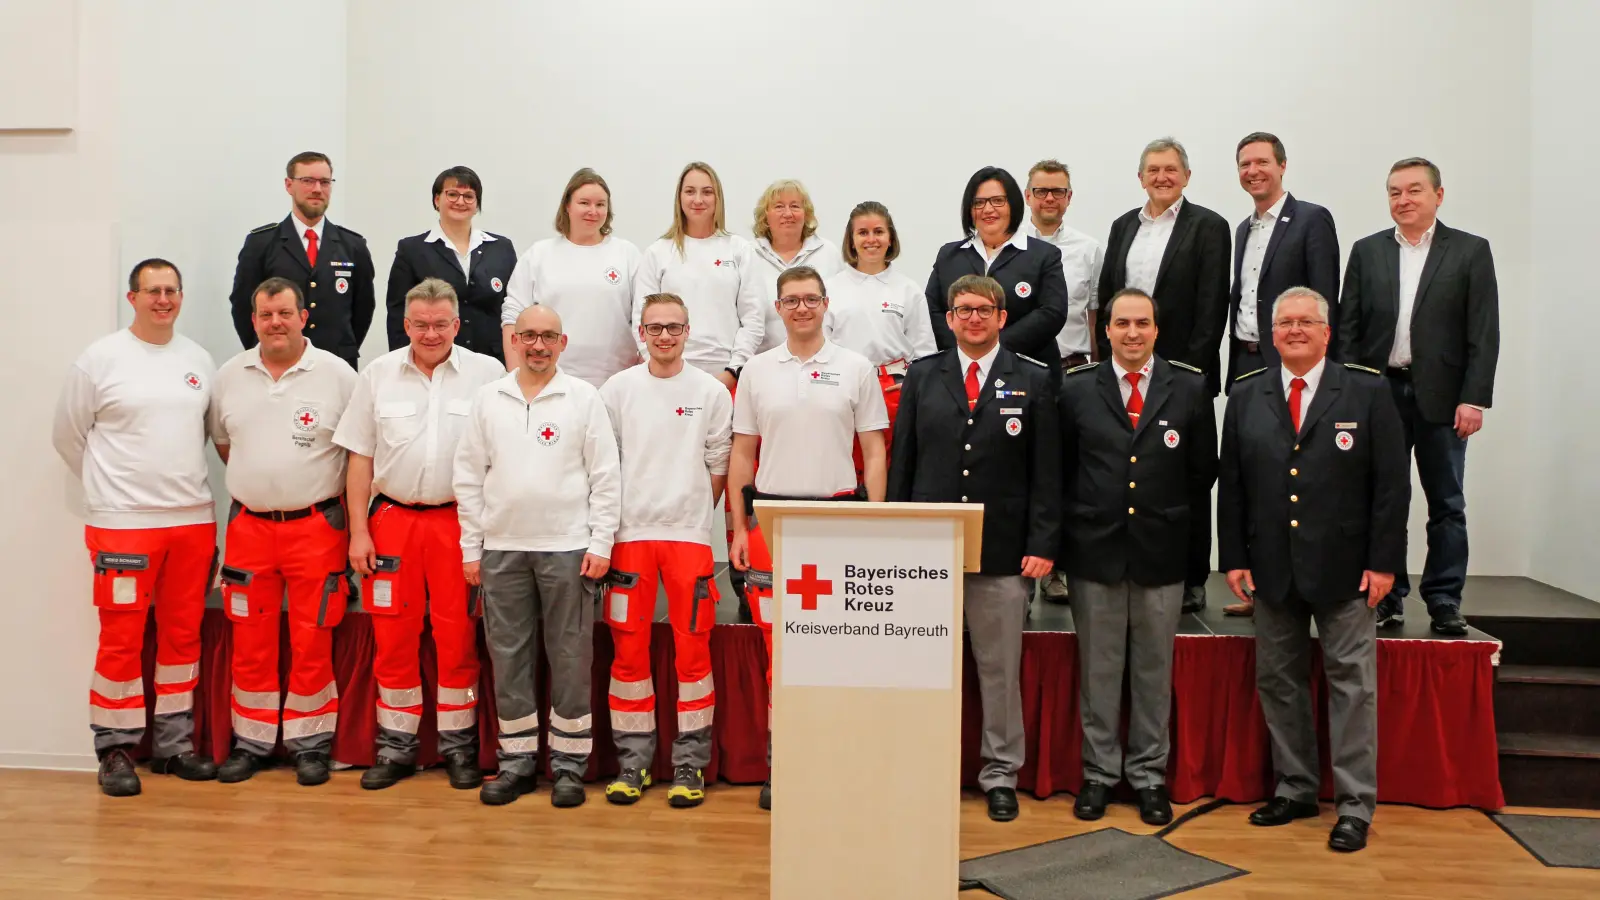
[221,503,349,754]
[84,523,215,754]
[605,540,719,766]
[744,524,776,698]
[853,371,901,476]
[363,500,479,759]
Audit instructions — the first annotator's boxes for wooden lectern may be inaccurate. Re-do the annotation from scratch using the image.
[756,500,984,900]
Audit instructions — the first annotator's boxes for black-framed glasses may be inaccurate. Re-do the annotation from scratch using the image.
[970,196,1009,211]
[778,295,825,309]
[1030,187,1069,200]
[951,305,997,320]
[642,323,687,336]
[292,177,335,188]
[442,189,477,204]
[515,330,563,345]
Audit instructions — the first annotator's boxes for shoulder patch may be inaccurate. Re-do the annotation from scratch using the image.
[1015,354,1048,368]
[249,223,277,234]
[1168,360,1203,374]
[1065,361,1098,375]
[1343,363,1382,375]
[334,225,365,240]
[1234,367,1268,382]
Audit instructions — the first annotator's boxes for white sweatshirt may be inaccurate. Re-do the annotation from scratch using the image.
[748,235,845,354]
[52,330,218,529]
[501,235,641,389]
[824,264,939,366]
[453,370,621,562]
[599,362,733,546]
[634,234,765,373]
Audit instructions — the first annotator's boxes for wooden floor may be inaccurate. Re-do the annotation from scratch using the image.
[2,768,1597,899]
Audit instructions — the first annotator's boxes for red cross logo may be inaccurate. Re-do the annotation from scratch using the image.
[882,301,890,309]
[676,407,685,416]
[1336,431,1354,451]
[536,422,560,446]
[540,426,555,440]
[292,406,319,431]
[786,564,833,611]
[300,413,316,426]
[184,373,201,390]
[714,259,722,267]
[811,370,820,379]
[605,267,620,284]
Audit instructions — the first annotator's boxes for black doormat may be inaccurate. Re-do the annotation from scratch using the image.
[958,827,1247,900]
[1491,813,1600,869]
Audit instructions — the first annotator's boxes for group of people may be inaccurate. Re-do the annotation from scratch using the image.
[54,133,1499,856]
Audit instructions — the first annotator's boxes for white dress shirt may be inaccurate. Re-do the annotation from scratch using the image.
[293,213,325,256]
[332,345,506,505]
[1124,197,1184,294]
[957,341,1002,391]
[1110,354,1155,407]
[962,229,1029,273]
[1390,222,1437,368]
[1234,193,1289,342]
[823,264,938,366]
[1282,357,1327,428]
[1022,219,1105,357]
[423,225,496,280]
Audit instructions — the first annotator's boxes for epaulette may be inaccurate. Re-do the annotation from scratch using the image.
[249,222,277,234]
[334,224,365,240]
[1169,360,1203,374]
[1016,354,1048,368]
[1065,361,1098,375]
[1234,367,1268,382]
[1343,363,1381,375]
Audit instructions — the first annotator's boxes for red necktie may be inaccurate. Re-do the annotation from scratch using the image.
[965,361,980,410]
[305,229,319,268]
[1288,377,1306,433]
[1125,372,1143,428]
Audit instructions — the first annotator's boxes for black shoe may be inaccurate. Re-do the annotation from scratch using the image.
[1328,815,1369,852]
[97,748,141,797]
[295,752,330,787]
[1429,609,1468,637]
[480,771,537,806]
[1073,781,1110,820]
[1181,584,1207,614]
[150,750,217,781]
[1136,785,1173,826]
[442,749,483,790]
[985,787,1019,822]
[1041,572,1070,605]
[1248,797,1320,826]
[217,748,267,784]
[550,770,587,808]
[667,764,705,808]
[758,780,772,810]
[1375,594,1405,628]
[360,760,414,790]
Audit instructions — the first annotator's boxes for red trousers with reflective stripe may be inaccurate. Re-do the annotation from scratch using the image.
[365,501,478,741]
[852,372,901,477]
[605,541,718,734]
[221,504,348,751]
[84,523,214,741]
[744,524,776,696]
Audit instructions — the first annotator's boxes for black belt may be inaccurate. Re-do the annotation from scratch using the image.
[1061,353,1090,368]
[372,493,456,514]
[240,495,343,523]
[1240,341,1262,354]
[1386,366,1411,379]
[743,485,865,517]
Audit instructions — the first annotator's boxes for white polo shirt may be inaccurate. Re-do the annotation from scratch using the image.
[733,339,888,497]
[453,370,621,562]
[824,264,938,367]
[501,235,641,389]
[600,362,733,546]
[332,344,505,505]
[634,234,766,374]
[52,329,219,529]
[210,341,358,512]
[748,234,845,354]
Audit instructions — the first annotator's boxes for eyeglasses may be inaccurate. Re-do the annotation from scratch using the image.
[778,295,825,309]
[292,177,335,189]
[442,190,477,204]
[514,330,563,345]
[642,323,687,336]
[406,319,456,335]
[139,287,180,298]
[951,305,998,319]
[1030,187,1069,200]
[970,196,1009,211]
[1271,318,1326,331]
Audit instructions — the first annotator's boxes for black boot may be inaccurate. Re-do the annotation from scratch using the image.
[294,751,331,787]
[360,759,414,790]
[217,748,267,784]
[442,749,483,790]
[97,747,141,797]
[150,750,217,781]
[481,770,537,806]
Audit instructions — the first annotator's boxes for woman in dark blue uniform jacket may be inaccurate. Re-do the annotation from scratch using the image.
[386,166,518,364]
[924,166,1069,367]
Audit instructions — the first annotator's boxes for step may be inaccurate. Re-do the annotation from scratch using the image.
[1499,733,1600,759]
[1468,616,1600,668]
[1498,733,1600,810]
[1498,665,1600,686]
[1494,667,1600,736]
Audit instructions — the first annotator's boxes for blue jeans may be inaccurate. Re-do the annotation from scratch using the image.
[1387,375,1469,613]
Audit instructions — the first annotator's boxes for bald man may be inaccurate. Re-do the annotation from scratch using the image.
[454,305,621,808]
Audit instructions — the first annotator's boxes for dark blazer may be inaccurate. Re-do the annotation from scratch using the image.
[889,347,1061,576]
[229,216,376,369]
[924,236,1069,368]
[1058,357,1217,586]
[1336,221,1500,423]
[1096,199,1232,395]
[386,231,518,364]
[1216,362,1407,610]
[1226,193,1341,387]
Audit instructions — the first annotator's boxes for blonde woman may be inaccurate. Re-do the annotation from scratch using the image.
[635,162,764,390]
[748,178,842,354]
[501,168,640,387]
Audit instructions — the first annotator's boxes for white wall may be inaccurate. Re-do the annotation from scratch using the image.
[1528,0,1600,599]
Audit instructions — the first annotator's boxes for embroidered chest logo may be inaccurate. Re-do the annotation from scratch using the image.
[491,276,504,293]
[809,369,841,386]
[1005,418,1022,436]
[334,276,349,295]
[1164,429,1180,449]
[184,372,202,390]
[675,405,702,418]
[292,407,320,449]
[536,422,561,446]
[1336,431,1354,451]
[713,258,738,270]
[604,267,621,285]
[1014,281,1032,298]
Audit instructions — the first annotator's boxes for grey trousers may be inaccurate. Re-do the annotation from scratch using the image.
[481,549,596,778]
[93,710,192,759]
[965,574,1029,791]
[1068,578,1183,789]
[1255,586,1378,822]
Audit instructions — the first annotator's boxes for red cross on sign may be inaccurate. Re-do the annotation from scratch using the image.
[786,564,833,611]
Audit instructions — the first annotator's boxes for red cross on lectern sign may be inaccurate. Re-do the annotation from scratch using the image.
[786,564,833,611]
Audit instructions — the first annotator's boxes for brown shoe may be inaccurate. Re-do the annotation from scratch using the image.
[1223,601,1254,617]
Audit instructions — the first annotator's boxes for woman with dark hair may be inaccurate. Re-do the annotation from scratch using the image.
[923,166,1069,367]
[385,165,518,362]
